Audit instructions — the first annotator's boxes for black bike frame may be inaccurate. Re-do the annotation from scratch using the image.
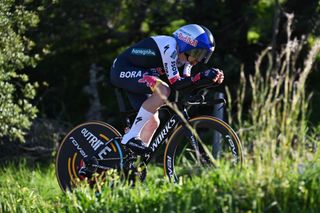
[141,105,200,165]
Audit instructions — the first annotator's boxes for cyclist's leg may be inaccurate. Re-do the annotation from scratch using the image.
[140,79,170,113]
[140,111,160,146]
[121,78,169,152]
[126,91,149,111]
[110,59,170,153]
[126,92,160,145]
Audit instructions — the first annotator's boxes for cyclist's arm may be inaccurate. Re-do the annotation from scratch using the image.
[151,36,223,90]
[171,68,224,90]
[156,44,194,90]
[159,48,224,90]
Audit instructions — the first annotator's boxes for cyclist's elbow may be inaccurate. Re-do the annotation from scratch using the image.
[171,78,193,91]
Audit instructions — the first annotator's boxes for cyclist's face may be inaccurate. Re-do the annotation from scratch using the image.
[187,55,199,65]
[178,53,199,66]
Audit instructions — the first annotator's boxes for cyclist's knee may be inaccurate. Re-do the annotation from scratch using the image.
[156,82,170,98]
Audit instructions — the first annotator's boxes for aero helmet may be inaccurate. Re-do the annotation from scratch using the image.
[173,24,215,63]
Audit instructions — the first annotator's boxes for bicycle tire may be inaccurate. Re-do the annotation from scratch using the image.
[55,121,123,191]
[163,116,243,182]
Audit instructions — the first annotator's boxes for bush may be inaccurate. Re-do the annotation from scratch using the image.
[0,0,40,142]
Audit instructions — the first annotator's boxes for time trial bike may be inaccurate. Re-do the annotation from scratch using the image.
[55,84,243,191]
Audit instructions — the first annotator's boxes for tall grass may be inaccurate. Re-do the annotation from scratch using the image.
[226,13,320,169]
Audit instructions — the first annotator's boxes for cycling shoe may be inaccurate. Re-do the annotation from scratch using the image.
[125,137,151,155]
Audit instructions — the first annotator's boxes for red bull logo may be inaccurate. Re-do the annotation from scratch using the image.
[178,33,198,47]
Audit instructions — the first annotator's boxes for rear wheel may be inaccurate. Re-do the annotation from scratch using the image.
[55,121,123,191]
[164,116,243,182]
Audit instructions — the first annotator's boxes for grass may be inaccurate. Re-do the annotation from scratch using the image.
[0,162,62,212]
[0,157,319,212]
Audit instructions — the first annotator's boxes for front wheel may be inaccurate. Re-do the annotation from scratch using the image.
[164,116,243,182]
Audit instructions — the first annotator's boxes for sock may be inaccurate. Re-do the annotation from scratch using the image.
[121,107,153,144]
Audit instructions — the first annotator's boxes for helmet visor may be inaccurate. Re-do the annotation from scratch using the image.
[186,48,212,64]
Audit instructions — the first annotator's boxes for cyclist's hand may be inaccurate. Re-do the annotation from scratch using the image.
[192,68,224,84]
[194,68,224,85]
[211,68,224,84]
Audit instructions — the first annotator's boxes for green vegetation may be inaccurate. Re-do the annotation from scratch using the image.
[0,0,39,142]
[0,163,60,212]
[1,29,319,211]
[0,0,320,212]
[0,157,319,212]
[226,14,320,166]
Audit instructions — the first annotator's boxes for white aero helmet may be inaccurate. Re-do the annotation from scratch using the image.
[173,24,215,63]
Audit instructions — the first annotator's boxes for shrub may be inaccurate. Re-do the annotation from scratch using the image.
[0,0,40,142]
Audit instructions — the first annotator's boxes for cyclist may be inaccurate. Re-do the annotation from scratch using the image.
[110,24,224,155]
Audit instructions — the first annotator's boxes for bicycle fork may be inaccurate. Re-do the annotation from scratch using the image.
[179,108,204,165]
